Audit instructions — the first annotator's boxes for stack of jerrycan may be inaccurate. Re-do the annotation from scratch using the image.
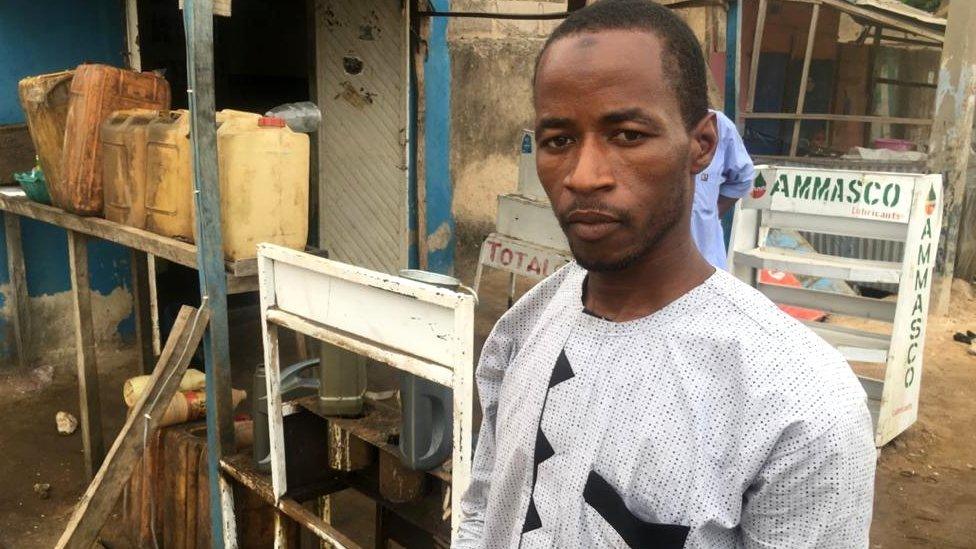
[17,71,74,191]
[144,109,310,260]
[59,64,171,216]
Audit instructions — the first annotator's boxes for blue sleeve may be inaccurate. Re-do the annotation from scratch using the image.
[717,114,755,199]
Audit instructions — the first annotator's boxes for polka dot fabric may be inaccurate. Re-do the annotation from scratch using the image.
[454,264,876,548]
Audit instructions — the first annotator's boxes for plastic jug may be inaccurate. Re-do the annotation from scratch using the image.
[217,115,310,260]
[101,110,157,227]
[145,110,192,240]
[18,70,73,192]
[317,342,367,417]
[145,109,258,242]
[146,111,309,260]
[61,64,170,216]
[395,270,478,471]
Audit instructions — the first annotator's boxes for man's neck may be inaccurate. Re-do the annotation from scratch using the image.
[582,233,715,322]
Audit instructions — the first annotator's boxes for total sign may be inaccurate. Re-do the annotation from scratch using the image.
[480,233,571,280]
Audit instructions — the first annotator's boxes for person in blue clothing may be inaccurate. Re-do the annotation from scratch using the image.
[690,109,754,269]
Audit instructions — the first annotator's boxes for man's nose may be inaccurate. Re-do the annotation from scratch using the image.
[564,136,615,194]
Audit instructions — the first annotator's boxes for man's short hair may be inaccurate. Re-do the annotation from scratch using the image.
[535,0,709,130]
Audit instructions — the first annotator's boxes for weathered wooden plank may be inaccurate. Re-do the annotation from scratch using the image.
[130,250,155,374]
[264,322,288,500]
[259,243,468,309]
[745,0,768,116]
[802,321,891,350]
[819,0,945,43]
[761,210,907,241]
[805,321,890,363]
[734,247,902,283]
[450,291,475,537]
[759,283,897,322]
[220,454,361,549]
[740,112,933,125]
[68,231,104,479]
[268,308,454,387]
[182,0,236,545]
[4,214,29,368]
[147,254,161,356]
[0,191,255,276]
[0,191,197,266]
[788,2,820,157]
[55,305,210,549]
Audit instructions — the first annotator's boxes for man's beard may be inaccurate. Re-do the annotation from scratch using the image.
[560,183,686,273]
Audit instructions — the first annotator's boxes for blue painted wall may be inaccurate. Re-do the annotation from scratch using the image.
[0,0,124,125]
[0,0,135,358]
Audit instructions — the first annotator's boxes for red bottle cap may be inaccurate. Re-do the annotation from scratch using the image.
[258,116,286,128]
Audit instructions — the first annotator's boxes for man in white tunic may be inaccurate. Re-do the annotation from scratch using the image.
[455,1,876,548]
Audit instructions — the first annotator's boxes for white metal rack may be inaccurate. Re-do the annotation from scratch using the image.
[257,243,475,544]
[729,165,942,446]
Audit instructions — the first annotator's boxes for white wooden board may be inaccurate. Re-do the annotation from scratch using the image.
[479,233,570,280]
[877,174,942,445]
[744,166,915,223]
[496,194,568,252]
[264,245,465,368]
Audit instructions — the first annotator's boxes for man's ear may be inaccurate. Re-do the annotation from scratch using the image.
[689,112,718,175]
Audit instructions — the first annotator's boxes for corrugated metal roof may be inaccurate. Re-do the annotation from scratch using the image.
[849,0,946,27]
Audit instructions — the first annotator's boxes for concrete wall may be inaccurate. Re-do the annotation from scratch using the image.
[449,1,564,251]
[0,0,135,377]
[448,1,726,252]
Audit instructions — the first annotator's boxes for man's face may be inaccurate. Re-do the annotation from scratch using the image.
[533,30,716,272]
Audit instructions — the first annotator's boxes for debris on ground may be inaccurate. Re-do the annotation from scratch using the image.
[32,483,50,500]
[55,411,78,435]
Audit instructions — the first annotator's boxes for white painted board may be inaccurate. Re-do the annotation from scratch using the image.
[496,194,568,252]
[743,165,915,224]
[877,174,942,446]
[262,245,467,369]
[479,233,571,280]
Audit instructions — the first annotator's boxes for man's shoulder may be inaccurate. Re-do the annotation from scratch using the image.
[704,271,861,396]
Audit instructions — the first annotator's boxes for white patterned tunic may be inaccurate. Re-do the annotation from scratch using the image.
[455,264,876,548]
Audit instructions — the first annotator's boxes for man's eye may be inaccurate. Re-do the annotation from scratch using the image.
[612,130,647,143]
[542,136,574,150]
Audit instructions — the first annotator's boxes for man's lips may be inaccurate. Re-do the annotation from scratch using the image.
[564,209,620,224]
[562,210,621,241]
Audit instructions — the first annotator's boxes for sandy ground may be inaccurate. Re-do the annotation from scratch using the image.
[0,259,973,547]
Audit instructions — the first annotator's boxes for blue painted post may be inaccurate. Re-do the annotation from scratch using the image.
[424,0,454,275]
[724,0,738,119]
[722,0,740,249]
[182,1,234,546]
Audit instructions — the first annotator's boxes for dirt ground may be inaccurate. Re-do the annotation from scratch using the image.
[0,350,136,548]
[0,260,974,547]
